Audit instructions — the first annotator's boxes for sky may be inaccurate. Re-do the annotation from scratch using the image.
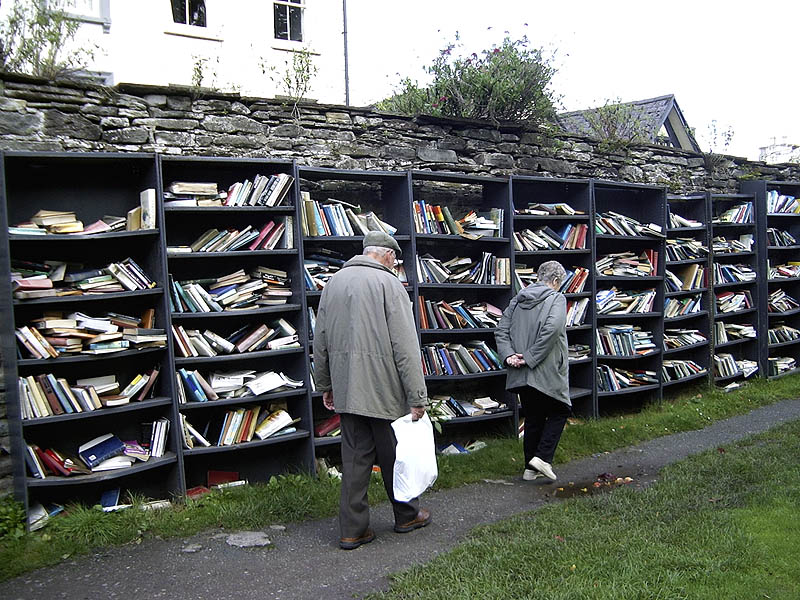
[345,0,799,161]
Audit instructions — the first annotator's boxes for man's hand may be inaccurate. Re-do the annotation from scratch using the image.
[410,406,426,421]
[506,353,526,368]
[322,390,334,410]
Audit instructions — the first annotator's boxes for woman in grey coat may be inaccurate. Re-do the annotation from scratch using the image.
[495,260,571,481]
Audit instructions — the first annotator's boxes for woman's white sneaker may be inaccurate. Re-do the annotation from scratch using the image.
[529,456,557,481]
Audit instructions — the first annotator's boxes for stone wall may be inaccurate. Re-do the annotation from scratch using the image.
[1,72,799,496]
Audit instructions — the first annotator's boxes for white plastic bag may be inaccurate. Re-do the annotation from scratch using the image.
[391,412,438,502]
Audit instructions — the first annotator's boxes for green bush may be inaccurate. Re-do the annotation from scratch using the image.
[0,496,25,540]
[378,35,558,127]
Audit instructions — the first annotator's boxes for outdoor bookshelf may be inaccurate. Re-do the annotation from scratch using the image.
[662,194,712,389]
[709,193,761,385]
[510,176,594,417]
[592,181,666,413]
[740,180,800,380]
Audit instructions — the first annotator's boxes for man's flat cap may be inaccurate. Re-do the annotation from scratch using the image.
[363,230,402,257]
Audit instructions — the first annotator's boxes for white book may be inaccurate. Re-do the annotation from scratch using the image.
[140,188,157,229]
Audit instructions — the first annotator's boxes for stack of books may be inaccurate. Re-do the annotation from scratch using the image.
[595,212,664,237]
[715,290,753,314]
[515,202,582,216]
[768,289,800,313]
[766,228,797,247]
[712,235,753,254]
[596,364,658,391]
[664,294,702,318]
[18,367,160,419]
[665,264,706,292]
[662,359,706,381]
[768,324,800,345]
[301,192,397,237]
[768,263,800,279]
[459,209,504,238]
[714,321,756,343]
[513,224,587,251]
[172,318,298,358]
[186,405,299,447]
[766,190,799,214]
[420,341,502,376]
[164,175,293,208]
[595,288,657,315]
[713,263,756,285]
[663,328,707,350]
[668,211,702,228]
[15,310,164,359]
[568,344,591,361]
[417,297,502,329]
[666,238,708,261]
[713,202,753,224]
[768,356,797,376]
[176,369,303,403]
[596,251,657,277]
[428,394,504,420]
[596,325,656,357]
[416,253,510,285]
[12,257,157,300]
[566,297,590,327]
[713,354,757,378]
[303,250,346,290]
[170,266,291,312]
[167,219,292,253]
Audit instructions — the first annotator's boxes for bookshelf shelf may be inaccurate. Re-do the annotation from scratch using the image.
[768,338,800,350]
[668,226,705,234]
[665,310,709,323]
[664,340,709,355]
[170,304,303,320]
[597,383,660,397]
[313,436,341,447]
[164,205,295,214]
[12,287,164,307]
[424,371,507,382]
[662,371,708,387]
[767,245,800,251]
[515,249,591,257]
[666,258,707,267]
[27,453,178,488]
[439,411,514,425]
[174,346,304,366]
[596,275,663,283]
[182,429,310,455]
[166,249,298,259]
[769,307,800,318]
[713,281,758,290]
[178,388,307,411]
[415,234,509,244]
[569,387,592,400]
[514,214,590,222]
[768,366,800,380]
[569,357,592,366]
[714,371,744,383]
[597,351,660,361]
[21,397,173,426]
[17,346,165,367]
[417,283,511,291]
[597,312,661,320]
[712,251,756,260]
[715,338,752,350]
[666,288,708,297]
[9,229,161,242]
[419,328,497,336]
[714,308,757,320]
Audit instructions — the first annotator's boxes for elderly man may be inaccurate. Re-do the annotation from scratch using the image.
[314,230,432,550]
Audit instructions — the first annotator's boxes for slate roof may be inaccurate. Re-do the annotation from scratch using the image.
[557,94,701,153]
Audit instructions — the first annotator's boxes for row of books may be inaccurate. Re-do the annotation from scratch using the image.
[715,322,756,343]
[766,227,797,247]
[596,250,656,277]
[181,406,299,448]
[664,294,702,319]
[164,175,293,208]
[662,359,706,381]
[665,264,706,292]
[301,193,397,238]
[9,190,155,235]
[769,262,800,279]
[416,253,510,285]
[595,211,664,238]
[768,289,800,313]
[595,325,656,357]
[168,219,291,254]
[666,238,708,262]
[18,367,160,419]
[512,223,587,252]
[716,290,753,314]
[713,354,758,378]
[515,202,582,216]
[566,297,590,327]
[713,202,753,224]
[711,234,753,254]
[596,364,658,392]
[668,210,702,229]
[15,311,164,359]
[596,288,656,315]
[170,266,291,313]
[766,190,799,214]
[12,256,157,300]
[172,319,298,358]
[417,297,502,330]
[768,324,800,345]
[713,263,756,285]
[420,341,502,377]
[428,395,503,420]
[768,356,797,376]
[664,328,707,350]
[176,368,303,403]
[413,201,462,235]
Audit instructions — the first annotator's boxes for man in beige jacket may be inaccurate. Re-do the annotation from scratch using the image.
[314,231,431,550]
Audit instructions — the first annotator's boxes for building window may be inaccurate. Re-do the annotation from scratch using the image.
[171,0,206,27]
[274,0,303,42]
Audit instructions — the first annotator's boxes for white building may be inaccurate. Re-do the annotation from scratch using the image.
[2,1,348,103]
[759,137,800,165]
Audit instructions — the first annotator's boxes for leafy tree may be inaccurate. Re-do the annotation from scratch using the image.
[378,35,558,127]
[0,0,93,79]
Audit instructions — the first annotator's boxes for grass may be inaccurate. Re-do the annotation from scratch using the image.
[0,374,798,582]
[369,420,800,599]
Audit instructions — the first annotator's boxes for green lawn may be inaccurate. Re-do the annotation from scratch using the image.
[369,420,800,599]
[0,375,798,583]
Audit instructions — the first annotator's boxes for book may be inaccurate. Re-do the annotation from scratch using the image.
[78,433,126,469]
[140,188,157,229]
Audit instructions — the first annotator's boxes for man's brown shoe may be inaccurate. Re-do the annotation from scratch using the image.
[394,508,432,533]
[339,528,375,550]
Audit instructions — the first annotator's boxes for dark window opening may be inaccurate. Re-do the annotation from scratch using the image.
[171,0,206,27]
[274,0,303,42]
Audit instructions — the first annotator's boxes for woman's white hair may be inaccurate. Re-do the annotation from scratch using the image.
[537,260,567,285]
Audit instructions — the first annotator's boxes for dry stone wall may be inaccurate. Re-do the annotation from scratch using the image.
[1,72,799,496]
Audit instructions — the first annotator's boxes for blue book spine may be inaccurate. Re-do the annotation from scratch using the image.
[46,373,74,414]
